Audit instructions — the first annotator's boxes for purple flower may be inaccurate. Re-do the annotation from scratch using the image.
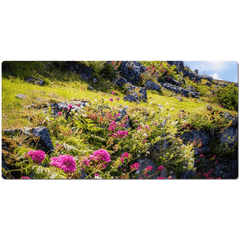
[130,163,140,171]
[109,98,113,102]
[21,176,31,179]
[68,104,73,109]
[57,112,62,115]
[89,149,111,163]
[27,150,46,164]
[50,155,76,173]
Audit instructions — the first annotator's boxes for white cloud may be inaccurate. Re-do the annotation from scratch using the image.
[210,73,222,80]
[185,61,236,73]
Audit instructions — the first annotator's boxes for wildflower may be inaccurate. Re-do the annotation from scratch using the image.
[157,177,164,179]
[145,166,153,173]
[109,98,113,102]
[50,155,76,173]
[116,130,129,139]
[21,176,31,179]
[116,97,120,101]
[142,140,147,143]
[108,126,115,132]
[216,177,221,179]
[137,127,141,130]
[145,125,149,129]
[168,176,172,179]
[68,104,73,109]
[89,149,111,163]
[122,124,126,127]
[154,122,157,125]
[76,103,80,106]
[27,150,46,164]
[130,163,140,171]
[95,173,99,177]
[112,91,116,94]
[57,112,62,115]
[121,152,129,158]
[157,166,164,172]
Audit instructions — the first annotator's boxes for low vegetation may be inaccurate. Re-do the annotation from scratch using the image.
[1,61,238,179]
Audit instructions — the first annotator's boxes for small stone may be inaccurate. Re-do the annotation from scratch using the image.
[206,105,212,110]
[16,94,26,99]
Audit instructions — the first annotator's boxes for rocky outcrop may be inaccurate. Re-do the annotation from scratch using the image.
[124,82,147,103]
[144,80,161,91]
[115,108,130,128]
[119,61,146,85]
[63,61,92,80]
[181,129,211,155]
[25,77,44,86]
[24,127,54,154]
[160,82,200,98]
[114,76,128,87]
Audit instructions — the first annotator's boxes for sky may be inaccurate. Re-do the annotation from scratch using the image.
[184,61,238,82]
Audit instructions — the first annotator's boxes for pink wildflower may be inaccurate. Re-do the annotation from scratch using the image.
[112,91,116,94]
[109,98,113,102]
[68,104,73,109]
[156,166,164,172]
[76,104,80,106]
[116,97,120,101]
[27,150,46,164]
[108,126,115,132]
[142,140,147,143]
[145,166,153,173]
[157,177,164,179]
[116,130,129,139]
[145,125,149,129]
[57,112,62,115]
[122,124,126,127]
[130,163,140,171]
[21,176,31,179]
[168,176,172,179]
[154,122,157,125]
[95,173,99,177]
[89,149,111,163]
[50,155,76,173]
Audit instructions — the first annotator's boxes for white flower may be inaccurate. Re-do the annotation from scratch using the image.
[45,117,49,121]
[143,133,148,137]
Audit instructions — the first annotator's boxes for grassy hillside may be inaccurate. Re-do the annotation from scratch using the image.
[1,61,238,179]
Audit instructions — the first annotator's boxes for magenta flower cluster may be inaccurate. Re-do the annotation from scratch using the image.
[50,155,76,173]
[21,176,31,179]
[89,149,111,163]
[130,162,140,171]
[27,150,46,164]
[112,130,129,139]
[120,152,129,163]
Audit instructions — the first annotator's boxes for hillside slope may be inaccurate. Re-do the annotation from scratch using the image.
[1,61,238,179]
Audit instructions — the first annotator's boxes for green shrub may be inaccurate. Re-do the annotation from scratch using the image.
[216,84,238,111]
